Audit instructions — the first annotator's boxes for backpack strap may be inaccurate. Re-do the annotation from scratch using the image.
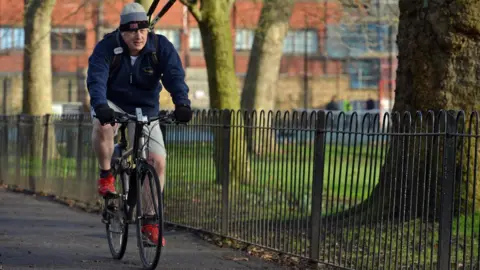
[150,32,159,66]
[108,30,123,79]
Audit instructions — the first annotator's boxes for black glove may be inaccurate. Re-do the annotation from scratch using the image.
[94,104,115,125]
[174,104,192,123]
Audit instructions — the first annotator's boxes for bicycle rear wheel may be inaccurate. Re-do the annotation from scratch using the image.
[105,170,129,260]
[135,162,164,270]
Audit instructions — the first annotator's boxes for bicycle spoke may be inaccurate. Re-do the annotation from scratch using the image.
[136,162,163,270]
[105,171,129,260]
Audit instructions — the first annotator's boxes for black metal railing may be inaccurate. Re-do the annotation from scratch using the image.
[0,109,479,270]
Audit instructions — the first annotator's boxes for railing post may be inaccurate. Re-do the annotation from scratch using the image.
[16,114,21,183]
[437,111,456,270]
[0,115,8,185]
[221,109,232,235]
[3,77,9,115]
[310,110,326,261]
[28,116,38,192]
[76,114,84,183]
[41,114,51,189]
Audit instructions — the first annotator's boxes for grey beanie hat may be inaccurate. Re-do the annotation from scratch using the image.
[120,3,148,25]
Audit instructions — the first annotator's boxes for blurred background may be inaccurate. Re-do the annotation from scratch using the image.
[0,0,398,115]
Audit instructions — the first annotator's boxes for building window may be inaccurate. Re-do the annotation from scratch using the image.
[326,23,397,58]
[51,28,86,51]
[283,29,318,54]
[346,59,380,89]
[189,28,201,50]
[155,29,181,50]
[235,29,254,51]
[384,24,398,53]
[0,27,25,50]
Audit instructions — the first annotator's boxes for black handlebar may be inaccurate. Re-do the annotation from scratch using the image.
[112,111,176,125]
[94,112,178,125]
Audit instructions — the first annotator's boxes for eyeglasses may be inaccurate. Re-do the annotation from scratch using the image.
[124,28,149,36]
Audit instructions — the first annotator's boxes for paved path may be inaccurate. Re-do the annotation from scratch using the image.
[0,188,284,270]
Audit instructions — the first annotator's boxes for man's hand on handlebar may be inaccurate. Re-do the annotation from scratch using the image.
[173,104,192,123]
[94,104,115,126]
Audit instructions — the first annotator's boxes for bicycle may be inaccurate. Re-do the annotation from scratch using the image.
[97,108,176,270]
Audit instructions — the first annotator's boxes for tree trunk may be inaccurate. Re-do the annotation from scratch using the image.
[78,68,90,113]
[197,1,240,110]
[333,0,480,224]
[393,0,480,218]
[23,0,56,116]
[95,0,104,43]
[182,0,251,184]
[8,75,23,114]
[23,0,58,192]
[240,0,294,155]
[241,0,294,112]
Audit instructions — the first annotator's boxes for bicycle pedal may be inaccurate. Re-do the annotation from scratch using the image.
[139,238,157,248]
[143,242,156,248]
[103,192,120,199]
[106,204,118,212]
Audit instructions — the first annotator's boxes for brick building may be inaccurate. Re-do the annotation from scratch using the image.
[0,0,398,113]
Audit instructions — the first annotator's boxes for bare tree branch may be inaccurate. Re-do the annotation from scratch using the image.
[178,0,202,22]
[313,0,400,59]
[227,0,235,11]
[0,0,94,56]
[24,0,90,55]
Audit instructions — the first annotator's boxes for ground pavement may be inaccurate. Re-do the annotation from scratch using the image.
[0,187,286,270]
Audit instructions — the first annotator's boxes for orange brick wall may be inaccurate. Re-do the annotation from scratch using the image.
[0,0,344,75]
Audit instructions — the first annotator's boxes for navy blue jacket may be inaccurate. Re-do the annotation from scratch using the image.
[87,31,190,117]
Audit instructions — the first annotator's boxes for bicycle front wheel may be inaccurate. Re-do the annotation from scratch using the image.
[105,170,129,260]
[135,161,164,270]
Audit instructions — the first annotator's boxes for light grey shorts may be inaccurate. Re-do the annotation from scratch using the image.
[91,100,166,157]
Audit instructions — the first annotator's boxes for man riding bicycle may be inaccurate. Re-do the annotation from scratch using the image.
[86,2,192,247]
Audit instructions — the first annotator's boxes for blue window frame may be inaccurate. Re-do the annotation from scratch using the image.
[189,28,201,50]
[326,23,397,58]
[155,29,181,50]
[1,26,87,51]
[0,27,24,50]
[51,27,86,51]
[346,59,380,89]
[283,29,318,54]
[235,29,254,51]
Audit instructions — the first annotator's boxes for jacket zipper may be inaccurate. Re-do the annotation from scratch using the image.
[130,55,141,84]
[128,51,145,84]
[130,58,133,84]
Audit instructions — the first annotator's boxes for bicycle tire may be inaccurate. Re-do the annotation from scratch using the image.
[135,161,164,270]
[105,169,129,260]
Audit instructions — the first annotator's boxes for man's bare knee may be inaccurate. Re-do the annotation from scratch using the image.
[148,153,165,191]
[92,119,118,171]
[148,153,165,173]
[92,119,116,141]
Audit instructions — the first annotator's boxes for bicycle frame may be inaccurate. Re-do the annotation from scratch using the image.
[109,108,174,222]
[114,108,152,165]
[111,111,148,208]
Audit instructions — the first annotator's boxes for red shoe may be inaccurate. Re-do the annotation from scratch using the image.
[142,224,165,246]
[97,173,116,197]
